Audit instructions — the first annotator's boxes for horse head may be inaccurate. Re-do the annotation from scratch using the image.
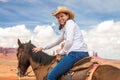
[16,39,31,77]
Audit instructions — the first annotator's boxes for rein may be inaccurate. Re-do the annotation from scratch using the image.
[23,64,41,77]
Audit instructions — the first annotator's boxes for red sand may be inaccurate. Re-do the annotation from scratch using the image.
[0,53,36,80]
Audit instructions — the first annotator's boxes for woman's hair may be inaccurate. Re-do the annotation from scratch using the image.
[59,25,63,30]
[59,12,70,30]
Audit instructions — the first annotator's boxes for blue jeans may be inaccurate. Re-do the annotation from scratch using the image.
[47,51,89,80]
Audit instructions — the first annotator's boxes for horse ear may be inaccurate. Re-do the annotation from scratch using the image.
[29,40,31,44]
[18,39,22,46]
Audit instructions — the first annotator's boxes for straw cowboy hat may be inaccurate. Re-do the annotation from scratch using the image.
[52,6,74,19]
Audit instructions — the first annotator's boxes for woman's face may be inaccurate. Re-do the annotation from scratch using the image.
[56,12,69,26]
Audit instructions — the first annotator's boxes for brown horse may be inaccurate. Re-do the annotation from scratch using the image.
[17,39,120,80]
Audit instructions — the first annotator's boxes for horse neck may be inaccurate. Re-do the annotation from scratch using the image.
[29,55,56,80]
[29,57,43,80]
[27,44,56,80]
[28,45,56,65]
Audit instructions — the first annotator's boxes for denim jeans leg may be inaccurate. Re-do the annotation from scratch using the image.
[47,51,89,80]
[47,54,76,80]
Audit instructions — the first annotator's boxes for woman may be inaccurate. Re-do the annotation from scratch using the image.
[32,6,89,80]
[91,56,120,69]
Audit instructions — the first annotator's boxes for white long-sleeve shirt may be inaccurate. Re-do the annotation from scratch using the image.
[43,19,88,55]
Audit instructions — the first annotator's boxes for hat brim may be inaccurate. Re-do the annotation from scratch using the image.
[51,6,74,19]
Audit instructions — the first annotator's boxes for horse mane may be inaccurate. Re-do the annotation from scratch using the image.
[26,43,56,65]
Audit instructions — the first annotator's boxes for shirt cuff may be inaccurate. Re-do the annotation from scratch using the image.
[42,46,46,50]
[59,49,68,55]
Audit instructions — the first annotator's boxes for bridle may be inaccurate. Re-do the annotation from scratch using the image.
[17,46,41,78]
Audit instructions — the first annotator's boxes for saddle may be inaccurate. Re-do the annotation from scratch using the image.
[47,55,98,80]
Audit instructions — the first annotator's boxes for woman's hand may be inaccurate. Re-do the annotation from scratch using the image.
[58,50,66,56]
[32,47,43,53]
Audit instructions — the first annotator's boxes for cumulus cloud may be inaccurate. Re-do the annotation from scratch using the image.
[0,24,58,50]
[0,25,31,48]
[31,25,58,47]
[0,20,120,59]
[83,20,120,59]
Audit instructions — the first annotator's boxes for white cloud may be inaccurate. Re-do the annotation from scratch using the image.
[0,24,58,50]
[0,25,32,48]
[0,20,120,59]
[83,20,120,59]
[0,0,9,2]
[0,25,31,37]
[31,25,58,47]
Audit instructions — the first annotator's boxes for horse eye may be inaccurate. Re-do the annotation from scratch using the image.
[18,53,21,58]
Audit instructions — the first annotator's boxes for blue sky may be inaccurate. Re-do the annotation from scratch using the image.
[0,0,120,30]
[0,0,120,59]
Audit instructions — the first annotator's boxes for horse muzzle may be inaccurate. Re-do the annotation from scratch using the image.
[16,68,25,77]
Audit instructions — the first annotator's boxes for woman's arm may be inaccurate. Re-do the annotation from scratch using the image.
[43,32,64,50]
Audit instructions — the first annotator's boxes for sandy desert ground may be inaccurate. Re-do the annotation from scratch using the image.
[0,53,36,80]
